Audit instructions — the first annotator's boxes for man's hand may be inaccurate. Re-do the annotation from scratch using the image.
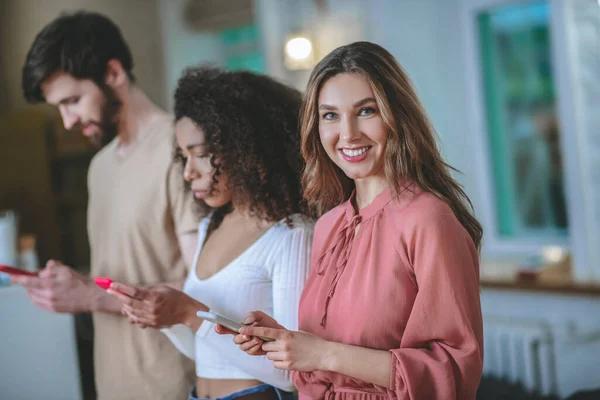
[10,260,105,313]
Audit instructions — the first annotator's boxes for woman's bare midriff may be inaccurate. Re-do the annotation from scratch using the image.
[194,377,276,399]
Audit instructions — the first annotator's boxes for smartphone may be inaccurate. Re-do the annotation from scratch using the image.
[0,264,39,277]
[94,277,113,290]
[196,311,275,342]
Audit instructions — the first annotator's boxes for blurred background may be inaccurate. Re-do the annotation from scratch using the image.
[0,0,599,399]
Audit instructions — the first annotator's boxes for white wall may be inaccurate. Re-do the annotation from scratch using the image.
[366,0,477,203]
[158,0,225,111]
[558,0,600,281]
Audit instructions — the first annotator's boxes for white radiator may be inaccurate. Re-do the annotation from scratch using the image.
[483,318,557,396]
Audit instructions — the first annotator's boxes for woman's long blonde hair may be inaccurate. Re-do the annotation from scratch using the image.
[300,41,483,250]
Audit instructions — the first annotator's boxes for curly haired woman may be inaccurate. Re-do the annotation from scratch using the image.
[107,67,313,400]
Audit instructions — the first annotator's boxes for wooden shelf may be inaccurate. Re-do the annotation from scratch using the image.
[480,261,600,296]
[480,277,600,296]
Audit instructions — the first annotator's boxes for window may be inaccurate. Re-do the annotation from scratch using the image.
[220,24,265,73]
[477,0,567,239]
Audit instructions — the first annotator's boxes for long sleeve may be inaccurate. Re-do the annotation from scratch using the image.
[387,212,483,399]
[161,219,209,362]
[198,223,313,391]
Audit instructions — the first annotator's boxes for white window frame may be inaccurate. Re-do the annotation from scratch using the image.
[460,0,587,275]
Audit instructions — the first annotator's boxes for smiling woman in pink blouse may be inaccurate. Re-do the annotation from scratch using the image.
[221,41,484,400]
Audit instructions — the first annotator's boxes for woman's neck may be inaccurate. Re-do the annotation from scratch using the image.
[353,175,389,210]
[225,204,273,229]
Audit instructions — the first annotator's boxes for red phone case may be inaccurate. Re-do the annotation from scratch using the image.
[0,264,39,277]
[94,277,113,290]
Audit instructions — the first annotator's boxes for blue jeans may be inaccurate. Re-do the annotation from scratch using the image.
[189,384,288,400]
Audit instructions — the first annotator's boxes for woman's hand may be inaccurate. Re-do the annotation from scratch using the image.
[215,310,283,356]
[107,282,207,329]
[240,326,333,371]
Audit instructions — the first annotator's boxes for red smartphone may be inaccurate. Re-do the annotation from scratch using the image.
[0,264,39,277]
[94,277,113,290]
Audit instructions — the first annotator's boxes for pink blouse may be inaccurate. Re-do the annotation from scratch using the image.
[294,185,483,399]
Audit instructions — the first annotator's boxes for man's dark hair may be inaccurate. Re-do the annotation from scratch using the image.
[22,11,135,103]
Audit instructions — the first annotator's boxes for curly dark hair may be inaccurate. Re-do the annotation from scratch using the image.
[22,11,135,103]
[174,67,308,227]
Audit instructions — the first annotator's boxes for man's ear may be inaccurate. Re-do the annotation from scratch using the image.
[104,59,128,89]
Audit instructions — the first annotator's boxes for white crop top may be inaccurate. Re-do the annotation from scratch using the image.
[162,214,313,391]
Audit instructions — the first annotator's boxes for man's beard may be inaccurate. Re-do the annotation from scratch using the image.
[81,86,121,149]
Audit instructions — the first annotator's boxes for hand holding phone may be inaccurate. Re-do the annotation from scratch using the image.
[196,311,275,342]
[94,277,113,290]
[95,277,132,298]
[0,264,39,277]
